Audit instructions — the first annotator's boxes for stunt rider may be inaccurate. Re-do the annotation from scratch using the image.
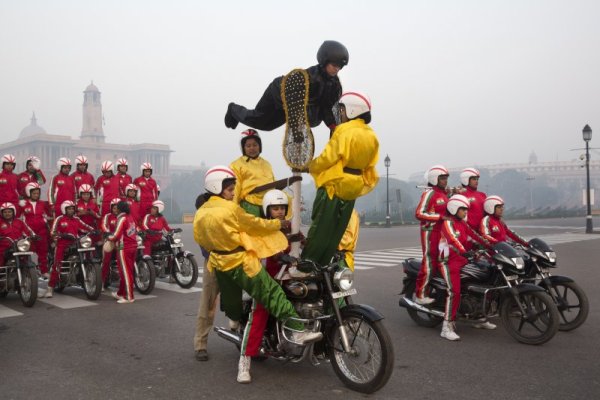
[100,198,121,286]
[460,168,487,231]
[224,40,347,134]
[141,200,172,278]
[124,184,142,226]
[71,155,96,194]
[17,156,46,199]
[116,158,133,199]
[1,155,21,214]
[134,163,159,217]
[479,196,529,246]
[95,161,121,216]
[0,202,35,268]
[20,183,51,278]
[48,157,75,218]
[76,184,101,247]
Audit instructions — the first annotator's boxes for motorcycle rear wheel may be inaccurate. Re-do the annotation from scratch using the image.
[134,258,156,294]
[500,291,559,345]
[330,311,394,394]
[82,262,102,300]
[543,281,589,331]
[403,286,443,328]
[174,254,198,289]
[19,267,38,307]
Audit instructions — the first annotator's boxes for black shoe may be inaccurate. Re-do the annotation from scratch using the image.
[225,102,239,129]
[195,350,209,361]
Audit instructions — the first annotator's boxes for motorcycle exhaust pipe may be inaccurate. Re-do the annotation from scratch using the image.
[214,327,241,346]
[399,296,445,317]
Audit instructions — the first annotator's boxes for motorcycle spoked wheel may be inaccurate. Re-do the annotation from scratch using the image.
[18,267,38,307]
[402,285,443,328]
[81,262,102,300]
[173,254,198,289]
[500,291,559,345]
[329,310,394,394]
[134,258,156,295]
[542,281,589,331]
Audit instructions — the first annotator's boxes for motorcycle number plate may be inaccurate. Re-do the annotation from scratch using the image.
[331,288,357,299]
[171,243,183,248]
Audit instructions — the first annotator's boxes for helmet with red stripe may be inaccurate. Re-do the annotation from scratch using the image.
[0,202,17,215]
[240,129,262,155]
[425,165,449,186]
[61,200,76,215]
[75,155,88,166]
[204,166,236,195]
[25,182,41,198]
[2,154,16,166]
[78,184,94,197]
[484,195,504,215]
[26,156,41,170]
[339,91,371,120]
[460,167,480,187]
[56,157,72,170]
[447,194,470,216]
[140,162,152,173]
[152,200,165,214]
[101,160,114,172]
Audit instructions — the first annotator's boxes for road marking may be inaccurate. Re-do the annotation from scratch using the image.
[0,304,24,318]
[100,292,157,301]
[154,281,202,293]
[38,294,98,309]
[511,225,585,230]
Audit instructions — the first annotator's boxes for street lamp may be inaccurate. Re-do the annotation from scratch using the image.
[583,124,593,233]
[384,154,391,227]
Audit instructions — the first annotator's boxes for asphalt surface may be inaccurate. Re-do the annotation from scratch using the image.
[1,216,599,399]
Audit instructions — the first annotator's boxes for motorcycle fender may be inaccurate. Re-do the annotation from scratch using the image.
[142,255,152,261]
[182,251,193,257]
[512,283,547,294]
[340,304,385,323]
[545,275,574,284]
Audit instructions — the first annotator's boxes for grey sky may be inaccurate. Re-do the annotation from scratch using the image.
[1,0,599,180]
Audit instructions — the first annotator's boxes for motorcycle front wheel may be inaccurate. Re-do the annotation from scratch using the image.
[134,258,156,294]
[173,254,198,289]
[82,262,102,300]
[543,281,589,331]
[500,291,559,345]
[19,267,38,307]
[329,310,394,394]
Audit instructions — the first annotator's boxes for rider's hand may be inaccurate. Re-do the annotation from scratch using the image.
[461,250,475,259]
[280,220,291,232]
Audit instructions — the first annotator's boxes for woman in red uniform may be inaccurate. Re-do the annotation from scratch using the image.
[106,201,138,304]
[134,162,158,216]
[20,183,51,277]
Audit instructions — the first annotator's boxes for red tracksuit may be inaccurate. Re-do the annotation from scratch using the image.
[95,174,121,216]
[17,170,46,198]
[110,213,138,300]
[439,216,488,321]
[100,213,119,282]
[71,171,96,194]
[141,214,171,256]
[118,173,133,199]
[126,198,142,227]
[20,199,51,274]
[48,173,75,217]
[479,215,528,246]
[49,215,93,288]
[463,187,487,231]
[77,199,101,243]
[0,218,34,267]
[133,176,158,216]
[414,186,448,299]
[0,170,20,211]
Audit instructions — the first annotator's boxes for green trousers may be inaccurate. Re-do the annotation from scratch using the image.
[215,266,303,330]
[302,188,355,267]
[240,200,261,217]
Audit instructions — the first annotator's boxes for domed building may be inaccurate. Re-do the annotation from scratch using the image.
[19,112,48,138]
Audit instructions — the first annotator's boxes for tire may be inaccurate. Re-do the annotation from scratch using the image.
[500,290,559,345]
[173,254,198,289]
[329,309,395,394]
[18,267,38,307]
[543,281,589,331]
[134,258,156,295]
[403,285,443,328]
[82,262,102,300]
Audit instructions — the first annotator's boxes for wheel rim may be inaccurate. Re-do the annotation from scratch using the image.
[175,258,193,285]
[333,317,383,384]
[505,293,554,341]
[84,265,97,293]
[20,271,32,301]
[136,262,150,289]
[552,283,583,326]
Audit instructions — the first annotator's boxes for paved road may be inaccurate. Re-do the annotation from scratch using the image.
[1,217,599,399]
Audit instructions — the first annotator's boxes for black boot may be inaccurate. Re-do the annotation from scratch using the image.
[224,102,239,129]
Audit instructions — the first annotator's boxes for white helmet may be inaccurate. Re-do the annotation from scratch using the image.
[117,158,128,167]
[152,200,165,214]
[57,157,72,170]
[125,183,138,193]
[262,189,289,216]
[140,162,152,173]
[78,184,94,196]
[484,195,504,215]
[2,154,16,165]
[25,182,41,198]
[204,165,236,195]
[75,155,88,165]
[101,160,114,172]
[26,156,41,170]
[61,200,76,215]
[447,194,470,216]
[425,165,449,186]
[0,202,17,214]
[339,91,372,119]
[460,167,480,187]
[110,198,121,207]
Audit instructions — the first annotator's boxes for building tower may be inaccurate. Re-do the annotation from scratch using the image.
[81,81,105,143]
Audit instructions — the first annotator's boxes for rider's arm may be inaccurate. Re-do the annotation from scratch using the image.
[415,190,441,222]
[504,222,528,247]
[109,216,125,242]
[441,219,466,254]
[235,205,281,235]
[75,216,94,233]
[479,216,498,244]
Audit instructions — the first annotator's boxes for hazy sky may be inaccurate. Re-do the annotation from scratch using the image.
[1,0,599,180]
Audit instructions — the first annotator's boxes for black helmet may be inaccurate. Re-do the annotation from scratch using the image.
[117,200,130,214]
[317,40,349,68]
[240,129,262,156]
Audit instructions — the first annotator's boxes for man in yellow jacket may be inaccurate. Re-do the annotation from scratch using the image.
[302,92,379,267]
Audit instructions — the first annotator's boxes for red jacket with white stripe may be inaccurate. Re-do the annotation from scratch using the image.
[17,170,46,198]
[109,213,138,250]
[20,199,50,233]
[0,170,20,206]
[440,215,488,264]
[463,187,487,231]
[133,176,158,204]
[479,215,528,246]
[142,214,171,241]
[71,171,96,193]
[48,173,75,210]
[415,186,448,232]
[0,218,34,241]
[50,215,93,239]
[100,213,118,234]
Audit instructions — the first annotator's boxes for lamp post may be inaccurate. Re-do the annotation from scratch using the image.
[583,124,593,233]
[384,154,391,227]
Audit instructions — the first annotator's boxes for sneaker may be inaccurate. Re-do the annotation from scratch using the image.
[472,320,497,330]
[111,292,123,301]
[41,272,49,280]
[237,355,251,383]
[441,321,461,341]
[413,293,435,305]
[290,330,323,344]
[117,298,135,304]
[195,349,209,362]
[229,319,240,331]
[42,287,53,298]
[225,103,239,129]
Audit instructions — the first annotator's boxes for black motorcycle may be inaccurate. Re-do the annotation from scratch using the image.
[49,231,103,300]
[103,233,156,295]
[144,228,198,289]
[214,253,394,394]
[399,242,560,345]
[0,236,38,307]
[516,238,589,331]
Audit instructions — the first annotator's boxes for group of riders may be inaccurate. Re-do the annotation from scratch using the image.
[0,154,172,303]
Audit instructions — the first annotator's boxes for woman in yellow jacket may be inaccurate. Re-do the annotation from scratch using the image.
[229,129,274,217]
[302,92,379,267]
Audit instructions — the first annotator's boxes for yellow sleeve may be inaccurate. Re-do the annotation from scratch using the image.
[234,204,281,235]
[229,159,243,204]
[309,133,341,175]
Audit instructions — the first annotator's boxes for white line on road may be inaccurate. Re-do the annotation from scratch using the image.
[154,281,202,293]
[38,295,98,309]
[0,304,24,318]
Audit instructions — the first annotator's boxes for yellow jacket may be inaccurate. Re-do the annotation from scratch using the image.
[193,196,287,277]
[338,209,360,271]
[309,119,379,200]
[230,156,275,206]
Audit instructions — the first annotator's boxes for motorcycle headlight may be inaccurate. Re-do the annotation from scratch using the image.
[511,257,524,270]
[333,268,354,291]
[17,239,31,252]
[136,235,143,246]
[545,251,556,264]
[173,233,182,244]
[80,236,92,248]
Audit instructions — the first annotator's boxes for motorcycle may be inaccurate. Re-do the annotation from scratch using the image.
[399,242,560,345]
[214,253,394,394]
[0,236,38,307]
[143,228,198,289]
[516,238,589,331]
[49,231,103,300]
[104,234,156,295]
